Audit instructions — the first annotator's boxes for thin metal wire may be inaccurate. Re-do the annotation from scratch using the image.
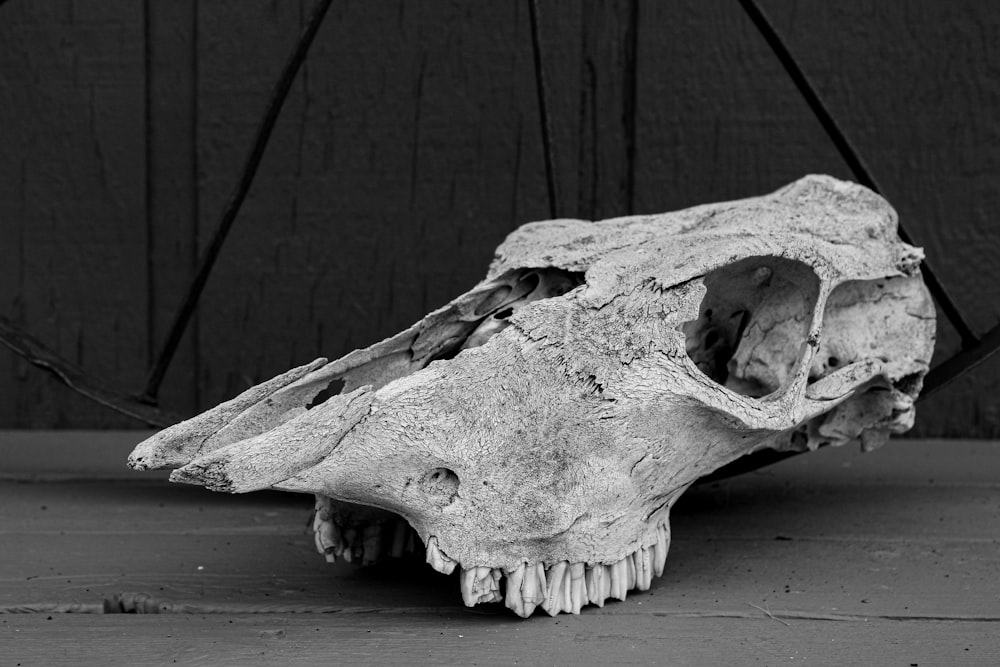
[738,0,980,350]
[0,317,180,427]
[922,322,1000,398]
[703,0,1000,479]
[141,0,334,402]
[528,0,561,220]
[624,0,640,214]
[2,1,995,432]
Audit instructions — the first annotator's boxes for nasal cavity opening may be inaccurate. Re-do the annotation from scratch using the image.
[306,378,346,409]
[423,267,585,366]
[682,256,820,398]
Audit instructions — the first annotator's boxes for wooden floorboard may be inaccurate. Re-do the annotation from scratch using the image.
[1,434,998,664]
[4,614,998,666]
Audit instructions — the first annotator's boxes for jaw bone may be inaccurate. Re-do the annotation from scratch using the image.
[129,175,936,617]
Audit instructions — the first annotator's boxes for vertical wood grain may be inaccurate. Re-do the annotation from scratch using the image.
[192,0,550,407]
[144,0,200,417]
[529,0,640,220]
[0,1,147,427]
[575,0,640,218]
[0,1,998,436]
[634,0,852,214]
[752,0,1000,435]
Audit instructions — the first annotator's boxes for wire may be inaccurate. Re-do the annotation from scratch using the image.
[142,0,334,402]
[738,0,980,350]
[528,0,561,220]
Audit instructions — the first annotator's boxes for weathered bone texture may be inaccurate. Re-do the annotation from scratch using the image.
[129,175,935,617]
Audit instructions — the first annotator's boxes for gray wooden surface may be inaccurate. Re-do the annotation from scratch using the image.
[1,432,998,664]
[1,1,999,434]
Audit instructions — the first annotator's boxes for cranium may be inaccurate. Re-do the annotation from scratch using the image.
[129,175,935,617]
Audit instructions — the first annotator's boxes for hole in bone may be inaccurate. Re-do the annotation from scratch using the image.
[338,268,584,394]
[422,467,460,503]
[473,285,513,317]
[893,372,923,396]
[808,275,932,392]
[512,271,541,300]
[683,256,820,397]
[423,267,584,365]
[306,378,346,409]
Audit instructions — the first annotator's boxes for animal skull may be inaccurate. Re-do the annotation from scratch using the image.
[129,175,935,617]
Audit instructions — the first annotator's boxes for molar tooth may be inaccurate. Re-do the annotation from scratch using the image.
[312,509,339,562]
[425,536,458,575]
[477,568,503,604]
[611,559,628,601]
[314,526,337,562]
[505,564,527,617]
[312,513,325,552]
[635,546,652,591]
[569,562,586,614]
[461,565,498,607]
[312,499,339,557]
[562,567,573,612]
[586,563,606,608]
[317,520,338,550]
[521,562,546,616]
[542,561,567,616]
[488,568,503,603]
[314,495,331,520]
[460,568,479,607]
[626,553,637,589]
[313,528,324,555]
[653,524,670,577]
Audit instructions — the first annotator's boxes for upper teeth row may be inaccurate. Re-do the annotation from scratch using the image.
[312,497,418,565]
[312,496,671,618]
[429,527,672,617]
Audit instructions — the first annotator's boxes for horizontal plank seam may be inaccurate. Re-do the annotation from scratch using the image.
[2,601,999,623]
[5,475,1000,489]
[3,534,998,545]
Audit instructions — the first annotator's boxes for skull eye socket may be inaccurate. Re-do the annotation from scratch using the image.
[683,256,820,398]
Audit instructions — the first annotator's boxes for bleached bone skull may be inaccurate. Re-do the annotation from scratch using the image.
[129,175,935,617]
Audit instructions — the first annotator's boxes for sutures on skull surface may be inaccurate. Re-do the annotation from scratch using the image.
[302,267,585,410]
[425,267,585,365]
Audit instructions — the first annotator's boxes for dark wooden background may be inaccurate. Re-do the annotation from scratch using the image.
[1,0,998,435]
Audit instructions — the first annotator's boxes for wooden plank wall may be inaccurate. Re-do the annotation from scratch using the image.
[1,0,998,435]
